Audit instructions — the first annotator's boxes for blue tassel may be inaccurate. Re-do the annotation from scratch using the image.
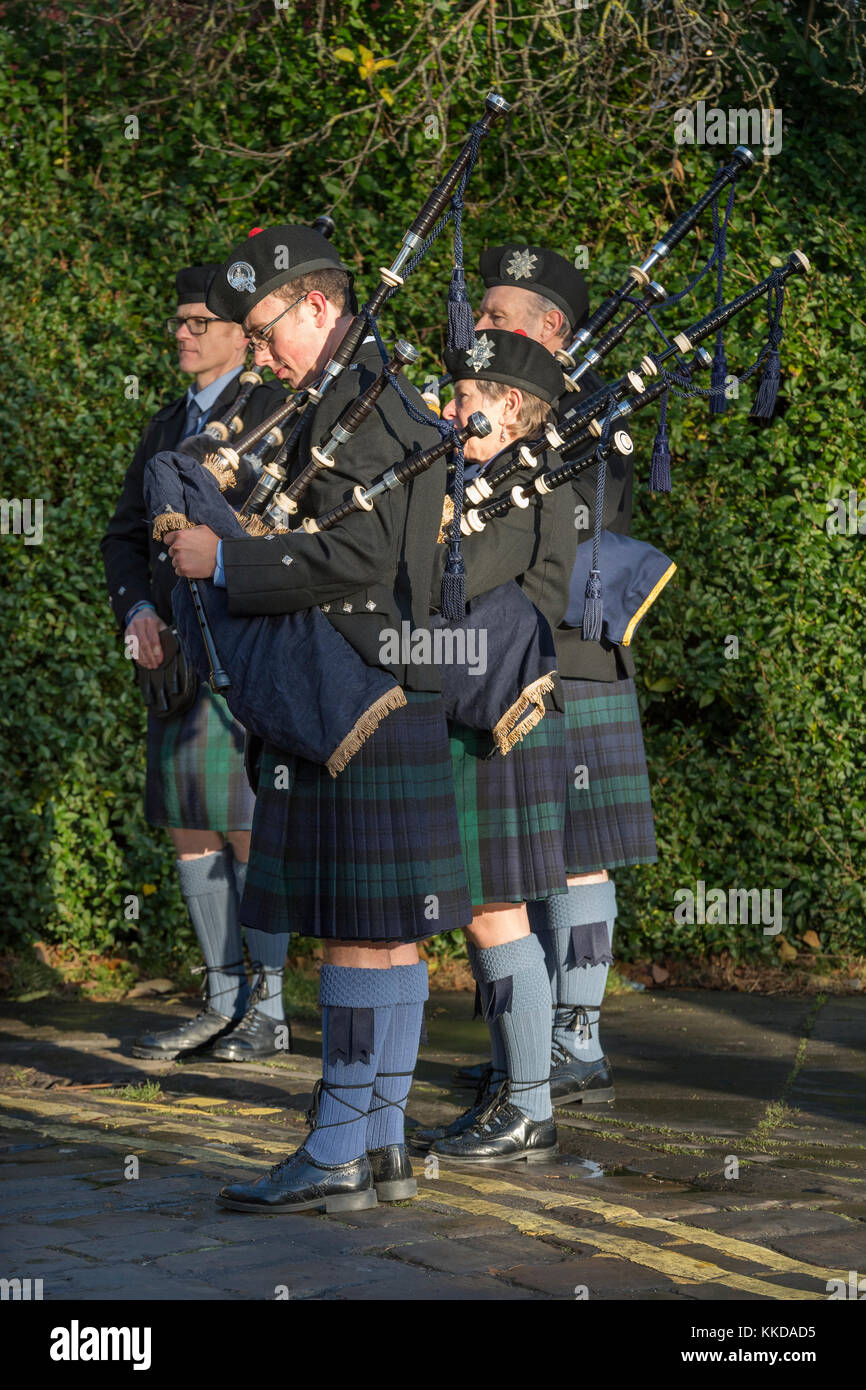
[710,331,727,417]
[447,268,475,351]
[440,549,466,621]
[649,417,671,493]
[751,347,781,420]
[582,570,603,642]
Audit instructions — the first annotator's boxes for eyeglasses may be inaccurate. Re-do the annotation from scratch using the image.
[245,292,307,351]
[166,315,232,336]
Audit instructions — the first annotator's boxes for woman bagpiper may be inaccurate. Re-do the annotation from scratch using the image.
[413,329,579,1166]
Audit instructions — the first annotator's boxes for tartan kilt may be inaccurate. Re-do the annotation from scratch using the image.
[449,712,569,909]
[145,684,255,832]
[240,692,473,942]
[561,675,657,874]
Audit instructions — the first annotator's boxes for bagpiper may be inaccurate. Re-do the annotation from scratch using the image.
[413,329,577,1164]
[164,224,473,1213]
[453,244,658,1107]
[101,260,294,1064]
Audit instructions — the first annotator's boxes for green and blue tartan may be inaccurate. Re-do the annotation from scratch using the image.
[561,675,657,874]
[240,692,473,942]
[449,711,569,908]
[145,684,255,831]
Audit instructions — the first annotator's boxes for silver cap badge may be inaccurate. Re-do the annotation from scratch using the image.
[227,261,257,294]
[465,333,495,373]
[505,248,538,281]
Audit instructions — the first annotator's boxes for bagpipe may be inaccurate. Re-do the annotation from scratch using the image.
[144,450,407,777]
[209,92,512,533]
[143,93,515,770]
[143,92,522,772]
[457,247,811,643]
[556,145,756,369]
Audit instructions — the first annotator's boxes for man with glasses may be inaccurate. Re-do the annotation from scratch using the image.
[165,225,473,1214]
[101,260,291,1065]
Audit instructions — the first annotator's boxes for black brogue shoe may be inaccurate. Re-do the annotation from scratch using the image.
[366,1144,417,1201]
[131,1006,235,1060]
[217,1147,377,1214]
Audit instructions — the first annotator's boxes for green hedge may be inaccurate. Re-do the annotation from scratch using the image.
[1,1,863,965]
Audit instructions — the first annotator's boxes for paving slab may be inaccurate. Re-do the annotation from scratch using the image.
[1,987,864,1302]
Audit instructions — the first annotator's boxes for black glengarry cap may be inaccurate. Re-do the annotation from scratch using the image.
[207,225,349,324]
[444,328,564,404]
[175,264,222,304]
[479,243,590,331]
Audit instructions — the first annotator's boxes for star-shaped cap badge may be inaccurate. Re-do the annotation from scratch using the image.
[505,248,538,282]
[464,333,496,373]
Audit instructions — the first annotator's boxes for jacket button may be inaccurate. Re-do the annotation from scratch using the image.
[281,555,293,567]
[321,604,330,613]
[342,601,353,613]
[365,600,377,610]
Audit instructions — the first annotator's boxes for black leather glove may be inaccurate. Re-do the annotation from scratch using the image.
[135,627,200,718]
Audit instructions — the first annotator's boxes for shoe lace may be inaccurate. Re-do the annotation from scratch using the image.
[266,1151,304,1180]
[304,1077,374,1134]
[227,964,293,1047]
[366,1068,416,1127]
[472,1072,552,1131]
[190,958,247,1013]
[551,1003,600,1065]
[474,1078,511,1128]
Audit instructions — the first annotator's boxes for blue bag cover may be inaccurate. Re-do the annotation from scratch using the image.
[143,449,403,772]
[433,580,558,753]
[566,530,677,647]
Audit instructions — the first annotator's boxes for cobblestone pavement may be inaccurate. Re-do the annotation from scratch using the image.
[1,989,864,1301]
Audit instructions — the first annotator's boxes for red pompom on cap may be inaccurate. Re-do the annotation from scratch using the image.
[248,226,264,237]
[513,328,528,336]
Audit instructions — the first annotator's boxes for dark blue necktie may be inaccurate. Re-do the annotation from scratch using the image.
[183,397,203,438]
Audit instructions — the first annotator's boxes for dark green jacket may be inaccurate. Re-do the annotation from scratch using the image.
[221,342,448,692]
[431,447,576,642]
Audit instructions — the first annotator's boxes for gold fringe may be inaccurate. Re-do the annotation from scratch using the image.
[152,510,194,541]
[437,494,455,545]
[492,672,557,755]
[202,454,237,491]
[237,513,271,537]
[326,687,408,777]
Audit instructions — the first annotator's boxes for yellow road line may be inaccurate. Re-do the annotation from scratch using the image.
[0,1089,282,1125]
[434,1169,846,1284]
[0,1090,846,1297]
[0,1112,291,1171]
[417,1185,823,1299]
[0,1094,300,1160]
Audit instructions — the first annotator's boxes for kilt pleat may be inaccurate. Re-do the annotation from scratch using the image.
[561,675,657,874]
[145,685,255,831]
[241,692,473,941]
[449,713,569,908]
